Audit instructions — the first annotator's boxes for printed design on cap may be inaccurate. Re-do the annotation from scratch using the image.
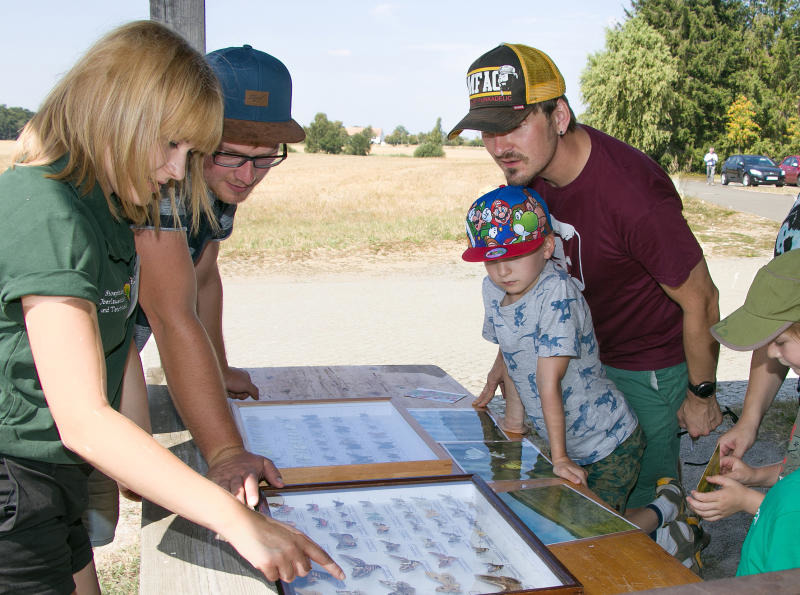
[467,64,519,103]
[466,188,548,249]
[485,247,508,259]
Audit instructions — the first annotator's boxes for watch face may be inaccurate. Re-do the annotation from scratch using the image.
[691,382,716,398]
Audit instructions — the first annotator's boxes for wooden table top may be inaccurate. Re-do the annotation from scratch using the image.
[140,364,701,594]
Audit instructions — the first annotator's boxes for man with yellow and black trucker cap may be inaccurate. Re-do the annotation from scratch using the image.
[450,44,720,572]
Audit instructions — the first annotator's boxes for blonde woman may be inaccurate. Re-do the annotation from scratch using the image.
[0,21,342,594]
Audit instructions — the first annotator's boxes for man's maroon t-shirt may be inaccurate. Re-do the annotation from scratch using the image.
[531,126,703,371]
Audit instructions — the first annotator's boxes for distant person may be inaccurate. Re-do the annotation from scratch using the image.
[704,147,718,185]
[0,21,342,593]
[448,43,719,570]
[85,45,306,547]
[687,250,800,577]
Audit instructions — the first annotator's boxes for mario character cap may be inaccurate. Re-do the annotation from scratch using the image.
[463,186,552,262]
[711,250,800,351]
[206,45,305,145]
[448,44,565,140]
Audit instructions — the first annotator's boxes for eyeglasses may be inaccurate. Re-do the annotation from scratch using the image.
[211,144,287,169]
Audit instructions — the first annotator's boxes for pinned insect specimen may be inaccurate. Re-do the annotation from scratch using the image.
[442,532,461,544]
[330,532,357,549]
[423,538,437,548]
[340,555,381,578]
[428,551,457,568]
[485,562,504,573]
[475,574,523,592]
[358,500,372,507]
[373,522,390,533]
[380,540,401,552]
[306,503,319,513]
[389,554,421,572]
[312,517,328,528]
[366,512,384,522]
[472,546,489,554]
[425,571,462,593]
[378,579,416,595]
[333,499,344,507]
[270,505,294,516]
[344,520,357,528]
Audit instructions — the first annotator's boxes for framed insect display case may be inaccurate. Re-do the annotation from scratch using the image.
[406,407,512,443]
[441,440,556,483]
[260,475,583,594]
[229,397,454,484]
[493,483,637,545]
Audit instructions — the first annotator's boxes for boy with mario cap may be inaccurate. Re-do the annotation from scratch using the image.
[686,250,800,576]
[86,45,304,547]
[467,185,645,514]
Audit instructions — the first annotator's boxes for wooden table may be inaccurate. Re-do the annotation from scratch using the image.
[140,364,701,594]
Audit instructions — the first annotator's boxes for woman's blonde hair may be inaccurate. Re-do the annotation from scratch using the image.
[14,20,223,229]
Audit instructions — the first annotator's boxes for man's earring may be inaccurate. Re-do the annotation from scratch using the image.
[558,130,565,137]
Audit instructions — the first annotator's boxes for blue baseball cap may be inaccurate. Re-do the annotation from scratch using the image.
[206,45,305,145]
[463,186,552,262]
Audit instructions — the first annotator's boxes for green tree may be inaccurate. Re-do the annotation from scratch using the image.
[581,17,679,166]
[304,113,347,154]
[725,95,761,152]
[0,104,35,140]
[345,126,373,156]
[385,125,410,145]
[414,117,445,158]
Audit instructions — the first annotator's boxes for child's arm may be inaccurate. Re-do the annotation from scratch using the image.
[687,477,765,520]
[23,294,344,583]
[719,455,782,488]
[474,348,506,408]
[718,346,788,458]
[686,454,777,521]
[537,355,588,486]
[495,365,527,434]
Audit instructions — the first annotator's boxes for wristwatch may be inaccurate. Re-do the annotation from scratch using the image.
[688,381,716,398]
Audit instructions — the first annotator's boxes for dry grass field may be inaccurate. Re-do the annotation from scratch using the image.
[0,140,780,264]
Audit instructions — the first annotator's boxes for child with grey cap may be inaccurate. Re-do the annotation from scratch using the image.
[687,250,800,576]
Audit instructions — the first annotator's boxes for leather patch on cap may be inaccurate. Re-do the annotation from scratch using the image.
[244,90,269,107]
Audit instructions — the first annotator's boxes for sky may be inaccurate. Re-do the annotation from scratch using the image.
[1,1,631,137]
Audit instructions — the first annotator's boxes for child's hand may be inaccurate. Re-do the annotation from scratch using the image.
[552,456,588,487]
[719,455,756,484]
[687,475,763,520]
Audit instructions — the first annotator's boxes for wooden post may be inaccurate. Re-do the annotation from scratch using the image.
[149,0,206,54]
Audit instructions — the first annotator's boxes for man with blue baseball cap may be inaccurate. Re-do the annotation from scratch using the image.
[85,46,304,547]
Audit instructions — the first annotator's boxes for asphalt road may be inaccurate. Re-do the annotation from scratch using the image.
[677,177,798,222]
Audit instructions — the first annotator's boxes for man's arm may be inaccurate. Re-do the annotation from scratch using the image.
[135,229,282,506]
[194,241,258,400]
[661,258,722,438]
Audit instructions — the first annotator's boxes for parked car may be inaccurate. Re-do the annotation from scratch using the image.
[779,155,800,185]
[720,154,785,187]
